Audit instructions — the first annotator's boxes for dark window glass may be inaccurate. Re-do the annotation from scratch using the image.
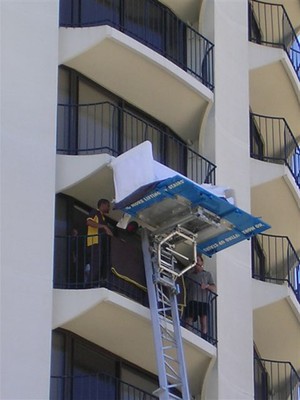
[57,67,187,172]
[250,115,264,160]
[59,0,188,73]
[121,364,157,397]
[72,341,116,399]
[50,330,159,399]
[165,12,186,67]
[57,69,71,153]
[122,108,163,162]
[60,0,74,26]
[81,0,120,27]
[50,332,65,400]
[77,81,119,155]
[164,134,186,175]
[254,357,268,400]
[54,195,69,288]
[251,236,266,281]
[248,2,262,44]
[124,0,164,52]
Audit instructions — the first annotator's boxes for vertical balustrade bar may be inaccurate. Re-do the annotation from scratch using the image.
[252,233,300,300]
[57,102,216,184]
[60,0,214,88]
[249,0,300,78]
[250,112,300,188]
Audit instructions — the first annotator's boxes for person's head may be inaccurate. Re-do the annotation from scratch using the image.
[194,253,204,272]
[97,199,110,214]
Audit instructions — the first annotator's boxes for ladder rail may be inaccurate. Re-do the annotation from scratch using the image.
[142,228,192,400]
[142,230,171,400]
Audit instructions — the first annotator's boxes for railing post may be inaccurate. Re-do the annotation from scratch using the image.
[59,0,214,89]
[248,0,300,79]
[252,233,300,302]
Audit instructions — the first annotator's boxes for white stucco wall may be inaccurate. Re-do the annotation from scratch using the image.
[205,1,254,399]
[0,1,58,398]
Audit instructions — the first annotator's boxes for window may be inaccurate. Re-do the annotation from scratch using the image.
[50,330,159,400]
[81,0,120,27]
[250,114,264,160]
[72,341,116,400]
[77,81,119,154]
[57,67,119,155]
[251,236,266,281]
[124,0,164,52]
[57,67,187,173]
[59,0,187,70]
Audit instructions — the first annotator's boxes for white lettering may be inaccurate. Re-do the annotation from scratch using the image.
[225,233,240,243]
[167,179,184,190]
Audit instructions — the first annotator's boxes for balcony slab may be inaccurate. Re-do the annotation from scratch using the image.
[249,42,300,141]
[59,25,213,142]
[251,161,300,253]
[53,287,216,397]
[253,279,300,376]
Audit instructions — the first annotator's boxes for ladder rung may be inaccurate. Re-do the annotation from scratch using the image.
[168,390,184,398]
[167,381,182,389]
[165,371,180,380]
[160,260,173,268]
[162,345,177,351]
[155,277,176,288]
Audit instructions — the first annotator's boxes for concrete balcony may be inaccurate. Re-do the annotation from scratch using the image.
[250,159,300,255]
[249,43,300,137]
[254,352,300,399]
[52,286,217,397]
[59,25,213,142]
[252,279,300,379]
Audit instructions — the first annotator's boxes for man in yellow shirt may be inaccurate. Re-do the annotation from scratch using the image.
[86,199,113,286]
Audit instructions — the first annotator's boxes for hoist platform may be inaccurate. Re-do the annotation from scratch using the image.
[111,141,270,258]
[110,141,271,399]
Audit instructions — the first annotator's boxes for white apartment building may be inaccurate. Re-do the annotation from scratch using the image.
[1,0,300,399]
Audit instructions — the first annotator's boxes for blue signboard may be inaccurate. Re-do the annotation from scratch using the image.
[115,175,271,257]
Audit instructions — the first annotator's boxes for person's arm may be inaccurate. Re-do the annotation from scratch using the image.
[200,282,216,292]
[207,273,216,293]
[200,272,216,293]
[207,283,216,293]
[86,217,113,236]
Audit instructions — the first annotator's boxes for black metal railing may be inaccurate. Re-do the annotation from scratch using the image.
[53,233,218,344]
[50,372,159,400]
[59,0,214,90]
[250,112,300,189]
[254,357,300,400]
[54,233,149,306]
[57,101,216,184]
[252,234,300,301]
[183,275,218,345]
[248,0,300,80]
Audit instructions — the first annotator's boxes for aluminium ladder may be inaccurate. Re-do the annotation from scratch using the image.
[142,227,197,400]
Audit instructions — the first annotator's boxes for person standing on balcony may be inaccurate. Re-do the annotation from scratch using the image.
[185,254,216,340]
[86,199,113,287]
